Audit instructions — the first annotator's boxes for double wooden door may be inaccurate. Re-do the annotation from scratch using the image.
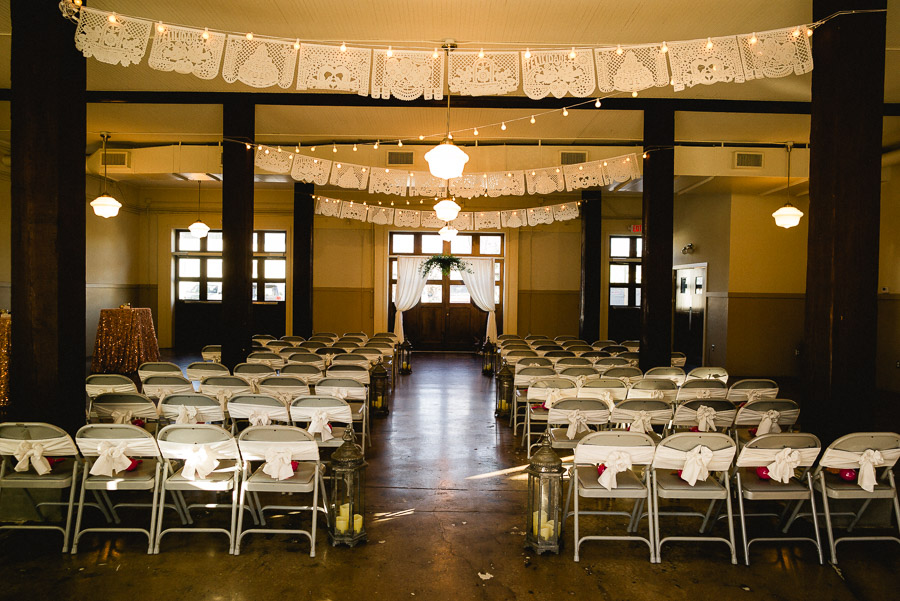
[401,283,488,351]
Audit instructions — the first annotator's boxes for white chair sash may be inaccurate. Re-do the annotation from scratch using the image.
[676,387,728,401]
[325,369,370,385]
[598,451,634,490]
[186,367,226,382]
[143,384,194,402]
[138,368,183,382]
[239,439,319,481]
[653,444,736,486]
[248,356,284,370]
[201,351,221,362]
[233,372,271,391]
[316,385,367,401]
[157,439,238,480]
[729,388,778,403]
[673,405,736,430]
[610,408,672,433]
[575,444,656,490]
[1,437,77,475]
[290,406,353,442]
[89,441,133,477]
[819,447,900,493]
[514,372,554,388]
[627,387,676,402]
[257,385,310,405]
[199,384,253,407]
[94,402,159,422]
[159,403,226,424]
[227,402,289,425]
[85,383,137,398]
[735,408,800,435]
[736,446,820,484]
[286,357,326,370]
[575,388,622,407]
[526,386,578,408]
[559,374,600,387]
[547,408,609,439]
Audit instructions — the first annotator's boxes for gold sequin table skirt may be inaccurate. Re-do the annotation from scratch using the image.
[91,308,160,374]
[0,314,10,407]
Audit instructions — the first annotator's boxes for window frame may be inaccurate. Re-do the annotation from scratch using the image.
[608,235,642,309]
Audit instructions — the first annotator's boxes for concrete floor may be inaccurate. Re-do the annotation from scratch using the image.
[1,352,898,600]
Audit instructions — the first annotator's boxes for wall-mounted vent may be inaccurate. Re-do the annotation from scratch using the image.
[387,150,415,166]
[101,150,131,168]
[733,151,764,169]
[560,151,588,165]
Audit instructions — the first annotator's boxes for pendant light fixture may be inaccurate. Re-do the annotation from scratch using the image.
[188,180,210,238]
[772,143,804,229]
[90,132,122,218]
[438,224,458,241]
[433,198,461,222]
[424,46,469,180]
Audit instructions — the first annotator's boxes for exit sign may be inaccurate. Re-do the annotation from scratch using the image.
[629,224,642,233]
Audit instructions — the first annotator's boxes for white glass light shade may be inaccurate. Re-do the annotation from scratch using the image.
[433,199,461,222]
[188,219,211,238]
[772,203,803,229]
[90,194,122,218]
[424,140,469,180]
[438,225,458,241]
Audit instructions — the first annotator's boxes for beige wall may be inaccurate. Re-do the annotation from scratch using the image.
[313,216,374,335]
[877,164,900,391]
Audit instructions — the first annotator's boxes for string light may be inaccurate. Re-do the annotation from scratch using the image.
[245,143,251,150]
[660,41,668,53]
[419,135,425,140]
[432,48,439,59]
[500,122,507,131]
[749,33,757,45]
[156,22,166,33]
[246,32,254,40]
[524,48,531,59]
[568,47,576,59]
[530,115,536,124]
[632,91,638,97]
[361,167,367,173]
[332,143,337,153]
[562,108,569,116]
[386,46,393,57]
[276,146,281,152]
[108,13,117,23]
[792,28,801,37]
[642,152,649,159]
[293,39,300,50]
[706,37,713,50]
[806,27,813,37]
[336,163,342,169]
[478,48,485,58]
[398,140,403,147]
[202,28,210,40]
[310,146,316,152]
[594,99,601,108]
[340,42,347,52]
[473,127,479,136]
[352,143,358,151]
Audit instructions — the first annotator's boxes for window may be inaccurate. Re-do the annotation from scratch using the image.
[609,235,642,308]
[174,229,287,302]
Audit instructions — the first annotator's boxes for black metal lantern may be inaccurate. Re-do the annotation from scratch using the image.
[370,359,389,416]
[525,434,564,554]
[481,340,495,376]
[329,428,368,547]
[495,361,513,417]
[398,339,412,375]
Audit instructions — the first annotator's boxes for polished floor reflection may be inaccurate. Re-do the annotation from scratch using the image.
[1,352,897,601]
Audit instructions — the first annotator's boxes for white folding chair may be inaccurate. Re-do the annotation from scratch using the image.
[331,353,372,368]
[566,345,595,356]
[235,426,326,556]
[558,367,601,386]
[512,367,556,431]
[257,376,311,406]
[185,361,230,383]
[644,367,686,387]
[672,399,737,432]
[199,375,254,408]
[812,432,900,564]
[72,424,166,554]
[284,352,326,371]
[593,357,630,375]
[85,374,137,399]
[315,378,369,450]
[300,340,328,350]
[280,363,325,385]
[727,379,779,403]
[670,352,687,368]
[289,396,355,450]
[201,345,222,363]
[524,378,578,456]
[685,366,729,384]
[141,375,194,401]
[137,361,184,383]
[604,366,643,385]
[609,399,673,437]
[265,341,293,353]
[601,345,629,356]
[227,394,291,429]
[675,379,728,402]
[280,335,306,345]
[564,431,657,562]
[232,363,277,391]
[734,432,823,565]
[0,422,80,552]
[554,357,593,372]
[547,399,611,451]
[90,392,160,431]
[326,363,371,385]
[159,393,227,425]
[651,432,738,564]
[542,351,575,365]
[592,340,617,349]
[246,351,284,371]
[626,378,677,403]
[577,378,628,407]
[732,398,800,444]
[515,357,553,371]
[618,352,640,367]
[154,424,243,554]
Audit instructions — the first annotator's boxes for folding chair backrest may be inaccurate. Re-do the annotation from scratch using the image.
[497,334,520,341]
[280,336,305,345]
[257,376,310,401]
[734,399,800,430]
[202,375,251,387]
[332,353,371,366]
[138,362,183,382]
[300,340,327,349]
[142,376,194,400]
[502,344,531,352]
[676,379,728,401]
[544,350,575,358]
[506,350,538,363]
[247,351,284,368]
[0,422,78,468]
[75,423,160,459]
[159,393,225,423]
[652,432,736,475]
[559,367,600,378]
[328,364,368,374]
[547,399,610,426]
[592,340,617,348]
[554,335,576,342]
[825,432,900,456]
[316,377,366,395]
[601,345,629,356]
[333,341,360,349]
[673,399,737,430]
[252,335,276,342]
[198,376,253,406]
[727,379,779,402]
[567,345,594,354]
[92,392,159,423]
[314,332,338,339]
[604,367,643,384]
[594,357,629,372]
[582,351,611,360]
[618,351,640,366]
[644,366,686,386]
[316,347,347,356]
[531,378,577,390]
[514,366,557,387]
[353,348,382,360]
[670,352,687,367]
[736,432,820,467]
[280,364,322,377]
[524,335,546,341]
[185,361,230,382]
[574,431,656,466]
[227,394,290,425]
[85,374,138,398]
[621,340,640,351]
[516,357,552,370]
[238,425,319,463]
[156,425,238,472]
[285,352,324,366]
[201,345,222,362]
[610,399,673,427]
[561,339,588,346]
[534,344,563,352]
[233,362,277,381]
[686,367,729,384]
[265,341,293,351]
[289,396,354,426]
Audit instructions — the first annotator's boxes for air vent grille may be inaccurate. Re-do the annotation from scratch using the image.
[560,151,587,165]
[733,151,764,169]
[387,151,414,166]
[102,150,131,168]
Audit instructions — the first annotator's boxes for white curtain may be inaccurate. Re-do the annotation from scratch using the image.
[393,256,428,342]
[459,258,497,344]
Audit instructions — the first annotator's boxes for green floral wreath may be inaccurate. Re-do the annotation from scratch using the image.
[419,254,473,277]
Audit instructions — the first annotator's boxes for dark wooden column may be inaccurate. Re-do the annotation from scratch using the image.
[804,1,886,442]
[579,190,602,342]
[221,100,255,369]
[293,182,315,337]
[8,2,85,430]
[639,105,675,371]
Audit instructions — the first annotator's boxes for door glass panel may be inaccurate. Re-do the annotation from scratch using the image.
[609,264,629,284]
[264,232,286,252]
[179,258,201,278]
[635,287,642,306]
[495,262,502,281]
[391,284,396,302]
[206,282,222,301]
[495,285,500,304]
[391,260,398,280]
[421,234,443,254]
[264,282,286,301]
[207,258,222,279]
[264,259,286,279]
[635,237,643,257]
[392,233,414,253]
[480,235,502,255]
[610,237,630,257]
[252,259,258,279]
[206,231,223,252]
[449,269,463,281]
[424,266,441,281]
[421,285,442,303]
[252,235,258,252]
[450,235,472,255]
[609,287,628,306]
[636,265,642,284]
[449,285,470,303]
[178,280,200,300]
[251,282,257,300]
[178,231,201,251]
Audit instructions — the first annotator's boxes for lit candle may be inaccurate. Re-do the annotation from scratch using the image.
[335,516,349,533]
[353,513,363,532]
[339,502,351,520]
[540,519,555,541]
[532,510,548,536]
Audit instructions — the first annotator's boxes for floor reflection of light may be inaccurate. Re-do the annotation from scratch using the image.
[372,508,416,523]
[465,456,573,480]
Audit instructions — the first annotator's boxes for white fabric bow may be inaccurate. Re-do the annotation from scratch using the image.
[14,441,51,475]
[680,445,714,486]
[598,450,633,490]
[273,391,295,405]
[181,445,219,480]
[766,447,800,483]
[331,388,349,401]
[649,389,666,400]
[324,354,335,367]
[629,410,652,434]
[542,388,561,409]
[248,410,271,426]
[90,441,132,477]
[262,448,294,480]
[308,409,333,442]
[176,405,199,424]
[757,410,782,435]
[215,390,230,408]
[747,390,763,402]
[110,409,133,424]
[857,449,884,493]
[565,410,590,440]
[574,376,587,389]
[697,388,712,399]
[696,405,717,432]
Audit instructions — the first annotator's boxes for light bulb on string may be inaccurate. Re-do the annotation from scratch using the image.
[562,108,569,116]
[594,99,601,108]
[661,41,668,53]
[432,48,439,59]
[352,143,358,151]
[792,28,800,37]
[276,146,281,152]
[264,148,269,155]
[340,42,347,52]
[202,28,210,40]
[473,128,479,136]
[524,48,531,59]
[386,46,393,57]
[398,140,403,147]
[419,135,424,140]
[246,32,254,40]
[108,13,117,23]
[245,143,251,150]
[530,115,536,124]
[293,39,300,50]
[501,122,507,131]
[615,45,623,55]
[478,48,485,58]
[310,146,316,152]
[332,143,337,153]
[374,141,379,150]
[642,152,648,159]
[749,33,757,44]
[706,37,713,50]
[632,91,638,97]
[156,22,166,34]
[568,47,576,59]
[806,28,813,37]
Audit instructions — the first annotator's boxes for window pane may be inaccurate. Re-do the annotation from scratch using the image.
[495,262,501,282]
[421,284,442,303]
[391,284,396,302]
[391,260,398,280]
[179,258,201,278]
[178,281,200,300]
[610,287,628,306]
[251,283,257,300]
[450,235,472,255]
[480,235,502,255]
[178,231,201,251]
[449,268,463,281]
[207,258,222,279]
[609,264,629,284]
[495,285,500,304]
[252,260,258,279]
[425,266,441,281]
[635,287,642,306]
[635,237,643,257]
[636,265,642,284]
[207,282,222,301]
[392,233,414,254]
[610,237,630,258]
[206,231,223,252]
[252,234,258,252]
[264,232,286,252]
[264,282,286,301]
[264,259,286,279]
[421,234,443,254]
[449,285,470,303]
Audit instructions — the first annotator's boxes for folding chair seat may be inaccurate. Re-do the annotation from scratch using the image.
[546,399,611,453]
[644,367,686,387]
[280,335,306,345]
[280,364,324,385]
[609,399,673,437]
[72,424,165,554]
[138,362,184,383]
[566,345,595,355]
[199,375,253,407]
[670,352,687,368]
[154,424,242,554]
[326,363,371,385]
[524,378,579,456]
[565,431,657,562]
[733,399,800,444]
[257,376,311,406]
[185,361,230,383]
[515,357,552,370]
[284,352,326,371]
[676,379,728,402]
[332,341,361,349]
[726,379,779,403]
[686,366,729,384]
[0,422,80,552]
[673,399,736,432]
[601,345,629,356]
[592,340,617,349]
[627,378,677,403]
[227,394,291,428]
[331,353,372,368]
[812,432,900,564]
[91,392,159,428]
[554,335,577,342]
[236,426,325,556]
[651,432,738,564]
[618,352,640,367]
[734,432,823,564]
[265,340,293,352]
[201,344,222,362]
[85,374,138,399]
[314,379,369,450]
[233,362,277,391]
[246,351,284,371]
[555,357,592,371]
[577,379,629,407]
[593,357,630,375]
[142,375,194,401]
[159,393,226,425]
[300,340,327,350]
[289,396,355,450]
